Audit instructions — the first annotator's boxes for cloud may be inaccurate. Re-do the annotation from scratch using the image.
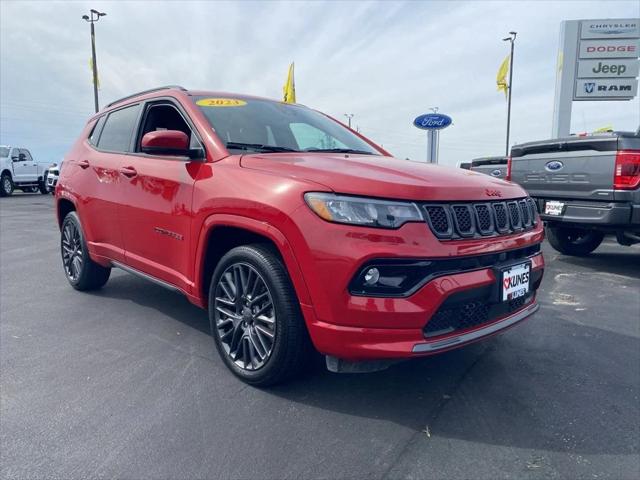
[1,0,638,165]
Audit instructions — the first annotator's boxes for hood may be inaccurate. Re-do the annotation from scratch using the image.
[240,153,526,201]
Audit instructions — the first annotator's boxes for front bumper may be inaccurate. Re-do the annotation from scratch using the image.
[302,252,544,361]
[537,199,638,226]
[46,174,58,188]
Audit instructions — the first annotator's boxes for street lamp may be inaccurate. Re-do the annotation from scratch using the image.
[502,31,517,157]
[82,9,107,113]
[344,113,354,129]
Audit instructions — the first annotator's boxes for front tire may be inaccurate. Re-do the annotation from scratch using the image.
[546,226,604,256]
[0,173,14,197]
[61,212,111,290]
[208,244,311,386]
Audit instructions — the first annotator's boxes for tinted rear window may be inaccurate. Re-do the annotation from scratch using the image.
[89,115,107,146]
[97,104,141,152]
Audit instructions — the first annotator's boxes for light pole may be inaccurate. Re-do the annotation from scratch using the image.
[82,9,107,113]
[503,31,516,157]
[344,113,354,129]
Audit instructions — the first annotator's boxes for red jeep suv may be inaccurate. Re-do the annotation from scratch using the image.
[56,86,544,385]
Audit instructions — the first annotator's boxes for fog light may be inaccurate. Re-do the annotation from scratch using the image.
[363,267,380,285]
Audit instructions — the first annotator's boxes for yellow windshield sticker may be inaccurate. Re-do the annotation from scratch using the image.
[196,98,247,107]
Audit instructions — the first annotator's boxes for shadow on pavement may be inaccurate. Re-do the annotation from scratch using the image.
[96,272,639,457]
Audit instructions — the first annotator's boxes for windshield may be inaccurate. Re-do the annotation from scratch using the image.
[194,96,380,155]
[0,147,9,157]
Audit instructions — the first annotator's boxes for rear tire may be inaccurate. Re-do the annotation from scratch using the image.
[39,177,49,194]
[208,244,312,386]
[0,173,14,197]
[61,212,111,290]
[546,226,604,256]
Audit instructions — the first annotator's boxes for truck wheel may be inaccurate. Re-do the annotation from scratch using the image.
[39,177,49,194]
[0,173,14,197]
[208,244,311,386]
[60,212,111,290]
[546,226,605,256]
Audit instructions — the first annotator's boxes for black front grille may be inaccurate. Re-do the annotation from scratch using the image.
[422,197,537,240]
[424,206,451,235]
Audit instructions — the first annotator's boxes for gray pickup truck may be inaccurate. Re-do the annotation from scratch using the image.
[470,156,508,179]
[510,131,640,256]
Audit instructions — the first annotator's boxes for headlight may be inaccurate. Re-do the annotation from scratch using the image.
[304,192,423,228]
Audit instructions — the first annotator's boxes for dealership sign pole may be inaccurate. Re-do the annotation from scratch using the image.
[413,112,452,163]
[552,18,640,138]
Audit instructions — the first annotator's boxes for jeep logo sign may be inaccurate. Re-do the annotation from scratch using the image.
[413,113,452,130]
[578,59,640,78]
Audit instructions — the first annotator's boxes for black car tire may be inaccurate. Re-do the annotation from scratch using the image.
[546,226,605,256]
[208,244,312,386]
[61,212,111,290]
[39,175,49,194]
[0,173,14,197]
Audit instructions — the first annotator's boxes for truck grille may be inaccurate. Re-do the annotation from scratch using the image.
[421,197,538,240]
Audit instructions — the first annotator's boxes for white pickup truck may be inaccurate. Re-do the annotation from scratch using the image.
[0,145,50,196]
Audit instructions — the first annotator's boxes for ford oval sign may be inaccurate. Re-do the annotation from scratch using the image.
[491,169,502,177]
[545,160,564,171]
[413,113,452,130]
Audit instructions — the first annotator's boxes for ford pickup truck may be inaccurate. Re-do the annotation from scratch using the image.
[470,156,508,179]
[0,145,50,196]
[509,131,640,255]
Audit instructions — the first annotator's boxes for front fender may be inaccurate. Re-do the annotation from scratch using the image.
[193,213,312,309]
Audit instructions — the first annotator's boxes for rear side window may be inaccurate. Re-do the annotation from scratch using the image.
[88,115,107,146]
[0,147,9,157]
[97,104,141,152]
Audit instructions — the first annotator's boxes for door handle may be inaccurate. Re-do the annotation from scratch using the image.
[78,160,90,169]
[119,166,138,178]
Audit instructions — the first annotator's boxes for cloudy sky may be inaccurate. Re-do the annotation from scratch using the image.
[1,0,639,166]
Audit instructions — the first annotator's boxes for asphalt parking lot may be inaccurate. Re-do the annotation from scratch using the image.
[1,193,639,480]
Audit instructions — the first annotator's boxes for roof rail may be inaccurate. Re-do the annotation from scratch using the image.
[105,85,187,108]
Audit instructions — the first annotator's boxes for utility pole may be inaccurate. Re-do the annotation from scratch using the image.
[82,9,107,113]
[503,31,517,157]
[344,113,354,129]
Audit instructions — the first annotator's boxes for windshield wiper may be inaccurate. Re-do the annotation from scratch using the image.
[305,148,375,155]
[226,142,299,153]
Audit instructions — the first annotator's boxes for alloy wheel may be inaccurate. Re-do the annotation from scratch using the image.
[214,263,276,371]
[62,222,83,281]
[2,177,11,194]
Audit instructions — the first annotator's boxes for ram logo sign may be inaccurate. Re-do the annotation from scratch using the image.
[575,78,638,99]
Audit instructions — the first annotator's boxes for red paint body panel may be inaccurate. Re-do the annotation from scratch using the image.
[56,88,545,362]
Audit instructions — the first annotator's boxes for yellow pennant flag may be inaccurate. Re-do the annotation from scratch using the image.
[89,58,100,89]
[283,62,296,104]
[593,125,614,133]
[496,54,510,98]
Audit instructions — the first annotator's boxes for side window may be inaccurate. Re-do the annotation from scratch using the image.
[289,123,348,151]
[97,104,141,152]
[88,115,107,146]
[138,103,201,152]
[10,148,20,160]
[21,149,33,162]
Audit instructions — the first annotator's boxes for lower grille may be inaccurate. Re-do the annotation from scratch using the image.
[423,269,542,338]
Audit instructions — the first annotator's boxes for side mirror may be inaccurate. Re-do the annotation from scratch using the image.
[141,130,195,157]
[15,153,26,162]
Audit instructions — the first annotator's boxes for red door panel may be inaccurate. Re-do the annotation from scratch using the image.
[118,155,198,292]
